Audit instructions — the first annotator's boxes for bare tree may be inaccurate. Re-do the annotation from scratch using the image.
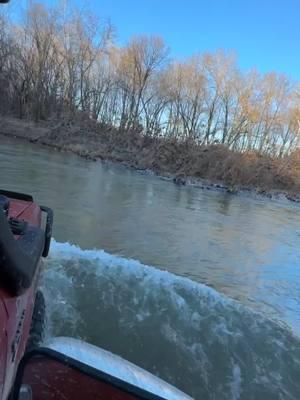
[0,1,299,157]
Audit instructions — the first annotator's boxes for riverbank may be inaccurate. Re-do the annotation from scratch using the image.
[1,116,300,203]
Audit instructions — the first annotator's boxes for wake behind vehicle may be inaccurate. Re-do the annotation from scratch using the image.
[0,190,192,400]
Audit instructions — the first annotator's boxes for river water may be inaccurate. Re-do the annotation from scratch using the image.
[1,136,300,399]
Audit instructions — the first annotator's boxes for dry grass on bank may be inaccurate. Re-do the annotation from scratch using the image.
[1,116,300,197]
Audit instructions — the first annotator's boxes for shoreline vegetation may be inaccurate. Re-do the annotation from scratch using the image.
[1,116,300,203]
[0,2,300,202]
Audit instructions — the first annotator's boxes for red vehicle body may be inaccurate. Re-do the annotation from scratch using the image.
[0,191,52,400]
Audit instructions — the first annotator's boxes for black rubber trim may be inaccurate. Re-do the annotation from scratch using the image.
[26,291,46,352]
[0,190,33,202]
[40,206,53,258]
[0,195,9,215]
[13,348,175,400]
[9,218,28,235]
[0,210,44,296]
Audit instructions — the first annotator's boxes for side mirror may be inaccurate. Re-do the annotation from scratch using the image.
[13,337,192,400]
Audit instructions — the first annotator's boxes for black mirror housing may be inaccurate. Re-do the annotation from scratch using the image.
[13,338,193,400]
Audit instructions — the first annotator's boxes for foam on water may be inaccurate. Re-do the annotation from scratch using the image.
[41,240,300,400]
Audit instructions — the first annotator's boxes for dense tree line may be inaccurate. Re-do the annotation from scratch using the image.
[0,2,299,157]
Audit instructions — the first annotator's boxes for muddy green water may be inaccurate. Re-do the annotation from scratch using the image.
[1,136,300,399]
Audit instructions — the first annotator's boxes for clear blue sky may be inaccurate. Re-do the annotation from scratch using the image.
[9,0,300,80]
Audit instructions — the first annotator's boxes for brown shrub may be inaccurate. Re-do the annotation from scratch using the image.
[2,115,300,194]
